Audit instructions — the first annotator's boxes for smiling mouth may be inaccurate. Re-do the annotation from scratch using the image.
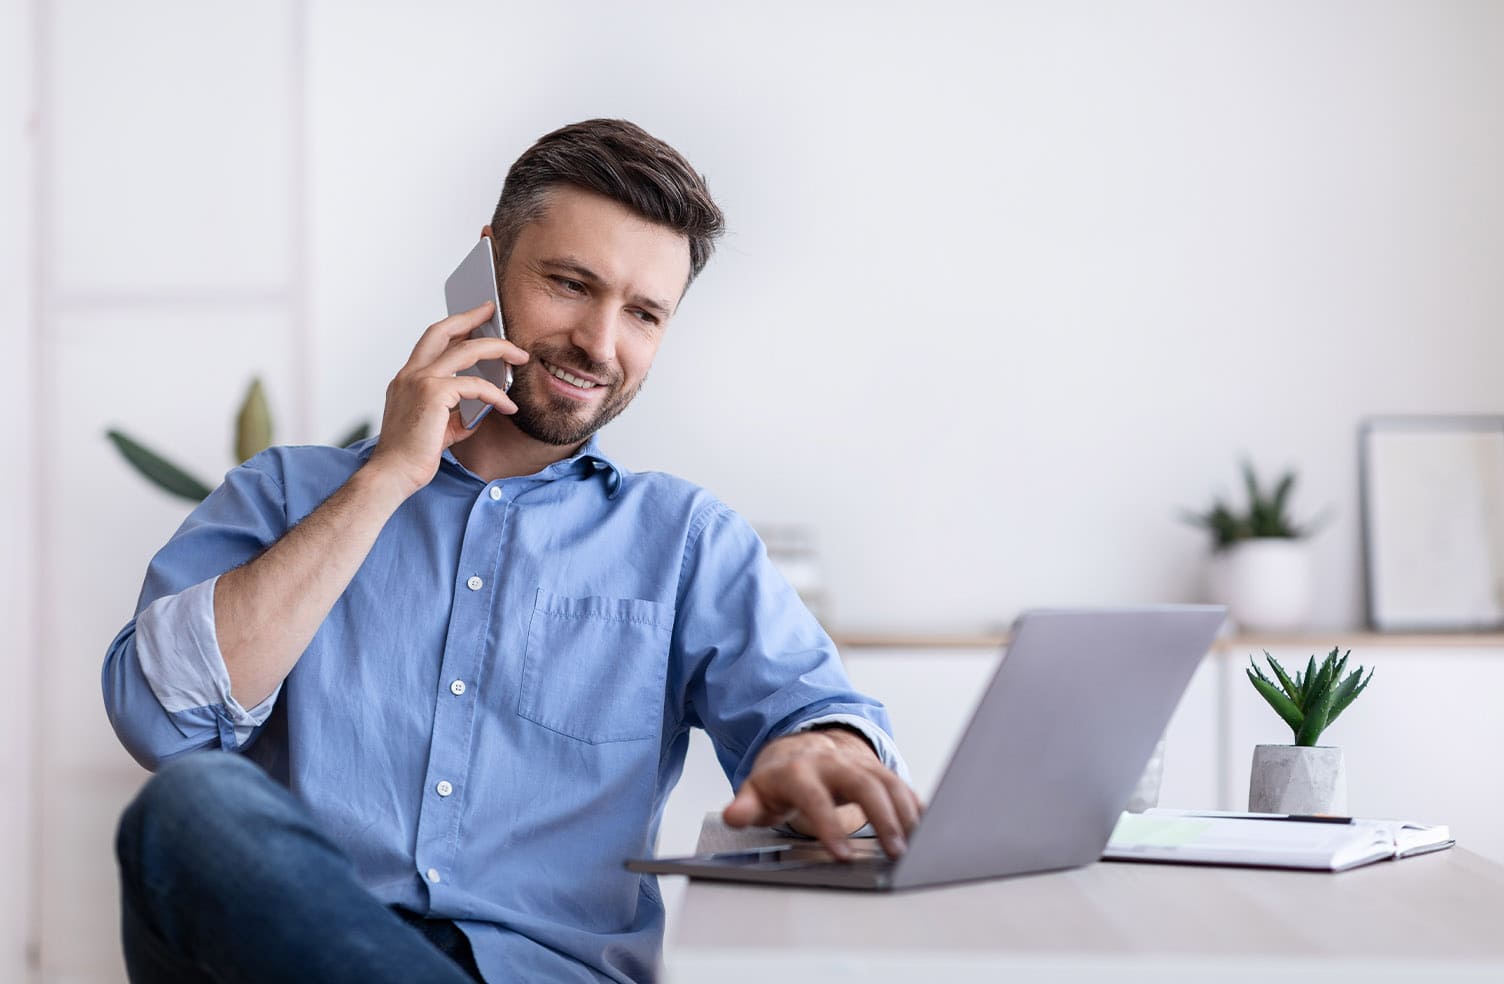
[540,359,606,393]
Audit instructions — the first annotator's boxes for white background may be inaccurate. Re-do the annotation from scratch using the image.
[4,2,1504,981]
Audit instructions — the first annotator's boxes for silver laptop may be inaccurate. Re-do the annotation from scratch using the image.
[628,605,1226,890]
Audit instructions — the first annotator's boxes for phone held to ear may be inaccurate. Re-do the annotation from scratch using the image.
[444,236,513,429]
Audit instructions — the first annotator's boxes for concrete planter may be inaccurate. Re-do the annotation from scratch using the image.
[1248,744,1347,814]
[1208,538,1314,633]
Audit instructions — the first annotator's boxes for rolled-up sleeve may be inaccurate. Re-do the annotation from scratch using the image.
[102,454,289,770]
[671,502,910,789]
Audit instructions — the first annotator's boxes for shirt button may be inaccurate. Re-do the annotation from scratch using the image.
[466,575,483,591]
[436,780,453,797]
[426,867,441,884]
[450,680,466,696]
[488,486,502,501]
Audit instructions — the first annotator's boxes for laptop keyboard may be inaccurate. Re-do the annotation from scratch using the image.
[701,841,893,871]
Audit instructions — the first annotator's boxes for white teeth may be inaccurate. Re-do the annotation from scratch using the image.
[546,363,598,389]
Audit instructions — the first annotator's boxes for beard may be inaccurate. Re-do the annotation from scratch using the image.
[506,342,644,446]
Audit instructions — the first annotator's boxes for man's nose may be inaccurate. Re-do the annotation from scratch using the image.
[569,304,616,365]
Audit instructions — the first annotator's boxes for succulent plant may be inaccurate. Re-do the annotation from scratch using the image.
[107,377,370,503]
[1247,647,1373,747]
[1182,460,1322,551]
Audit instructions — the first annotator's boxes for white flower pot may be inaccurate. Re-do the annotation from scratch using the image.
[1248,744,1347,814]
[1209,538,1314,633]
[1124,737,1166,813]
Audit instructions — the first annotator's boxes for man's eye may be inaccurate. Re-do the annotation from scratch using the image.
[553,277,585,293]
[631,309,659,325]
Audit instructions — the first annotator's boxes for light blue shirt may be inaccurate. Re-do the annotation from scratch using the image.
[102,436,905,983]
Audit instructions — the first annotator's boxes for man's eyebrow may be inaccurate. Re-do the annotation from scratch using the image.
[543,256,673,319]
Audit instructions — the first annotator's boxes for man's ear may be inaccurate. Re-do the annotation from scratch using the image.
[481,224,495,240]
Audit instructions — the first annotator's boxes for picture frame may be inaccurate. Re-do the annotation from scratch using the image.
[1359,416,1504,632]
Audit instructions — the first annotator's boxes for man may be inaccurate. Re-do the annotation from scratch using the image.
[103,119,919,983]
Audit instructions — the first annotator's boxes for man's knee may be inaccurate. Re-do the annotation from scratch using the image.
[116,751,273,878]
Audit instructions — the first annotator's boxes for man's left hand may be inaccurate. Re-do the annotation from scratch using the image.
[722,728,922,860]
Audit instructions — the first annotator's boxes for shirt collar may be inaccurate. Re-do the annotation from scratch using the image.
[552,434,625,498]
[353,433,624,498]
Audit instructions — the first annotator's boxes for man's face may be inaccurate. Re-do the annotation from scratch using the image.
[489,185,691,447]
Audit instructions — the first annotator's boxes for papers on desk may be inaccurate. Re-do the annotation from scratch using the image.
[1103,808,1455,872]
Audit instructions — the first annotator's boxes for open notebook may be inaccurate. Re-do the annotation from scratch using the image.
[1104,808,1454,872]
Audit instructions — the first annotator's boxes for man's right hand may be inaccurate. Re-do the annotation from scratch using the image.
[215,302,527,706]
[367,301,530,496]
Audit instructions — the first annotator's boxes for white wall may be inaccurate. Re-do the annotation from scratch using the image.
[1,1,36,979]
[11,3,1504,982]
[305,0,1504,633]
[26,2,303,982]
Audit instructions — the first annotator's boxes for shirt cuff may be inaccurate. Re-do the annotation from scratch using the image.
[786,713,912,785]
[134,575,280,747]
[777,713,913,839]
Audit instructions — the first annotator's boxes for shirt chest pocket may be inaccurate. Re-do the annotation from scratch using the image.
[517,588,672,744]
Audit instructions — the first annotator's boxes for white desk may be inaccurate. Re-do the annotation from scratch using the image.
[662,817,1504,983]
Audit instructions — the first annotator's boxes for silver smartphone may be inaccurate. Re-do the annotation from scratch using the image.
[444,236,513,429]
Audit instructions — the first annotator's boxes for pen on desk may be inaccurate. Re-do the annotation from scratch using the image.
[1176,811,1355,825]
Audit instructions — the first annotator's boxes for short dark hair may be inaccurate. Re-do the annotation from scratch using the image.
[490,118,725,289]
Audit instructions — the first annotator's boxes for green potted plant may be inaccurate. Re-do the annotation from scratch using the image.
[107,377,369,502]
[1182,461,1324,632]
[1246,647,1374,813]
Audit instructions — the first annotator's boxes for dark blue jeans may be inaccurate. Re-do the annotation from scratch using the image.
[115,751,485,984]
